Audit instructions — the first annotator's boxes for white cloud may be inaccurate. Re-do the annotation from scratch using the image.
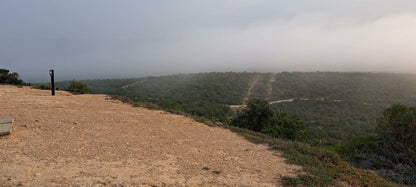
[147,12,416,72]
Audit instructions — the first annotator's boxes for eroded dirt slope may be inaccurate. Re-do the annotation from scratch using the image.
[0,85,300,186]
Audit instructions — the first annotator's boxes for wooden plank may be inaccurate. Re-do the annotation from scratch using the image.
[0,118,14,136]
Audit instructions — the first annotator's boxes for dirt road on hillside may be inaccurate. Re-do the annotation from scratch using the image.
[243,75,261,105]
[0,85,300,186]
[266,74,276,100]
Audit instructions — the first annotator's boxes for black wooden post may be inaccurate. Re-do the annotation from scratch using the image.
[49,69,55,96]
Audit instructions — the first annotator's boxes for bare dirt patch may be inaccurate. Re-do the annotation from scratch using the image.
[0,85,300,186]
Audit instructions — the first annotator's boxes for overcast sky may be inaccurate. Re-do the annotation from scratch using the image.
[1,0,416,82]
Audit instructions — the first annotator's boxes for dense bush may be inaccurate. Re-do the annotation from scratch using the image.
[376,104,416,151]
[338,138,416,184]
[263,110,306,141]
[231,98,274,131]
[230,98,306,141]
[66,80,91,94]
[337,104,416,185]
[270,72,416,142]
[0,69,24,85]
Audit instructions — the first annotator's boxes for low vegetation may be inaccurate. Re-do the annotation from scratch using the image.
[54,72,416,143]
[32,84,51,90]
[269,72,416,143]
[5,70,416,184]
[50,71,416,184]
[228,126,391,186]
[249,73,274,99]
[337,104,416,185]
[66,80,91,94]
[230,98,306,141]
[55,72,256,122]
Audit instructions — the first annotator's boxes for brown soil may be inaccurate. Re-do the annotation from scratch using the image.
[0,85,300,186]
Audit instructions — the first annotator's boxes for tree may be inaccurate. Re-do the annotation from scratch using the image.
[337,104,416,184]
[230,98,306,140]
[376,104,416,151]
[66,80,91,94]
[0,69,24,85]
[231,98,274,132]
[263,110,306,141]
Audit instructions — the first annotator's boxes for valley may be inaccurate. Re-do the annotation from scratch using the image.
[54,72,416,143]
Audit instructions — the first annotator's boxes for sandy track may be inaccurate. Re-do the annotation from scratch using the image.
[266,74,276,100]
[0,85,299,186]
[243,75,261,105]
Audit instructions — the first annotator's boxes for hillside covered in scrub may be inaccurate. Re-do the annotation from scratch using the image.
[7,70,408,185]
[54,72,416,143]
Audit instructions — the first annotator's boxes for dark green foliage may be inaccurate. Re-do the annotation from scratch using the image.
[338,137,416,184]
[337,104,416,185]
[0,69,24,85]
[263,111,306,141]
[231,98,274,131]
[230,98,306,141]
[272,99,377,143]
[336,136,381,160]
[270,72,416,142]
[66,80,91,94]
[376,104,416,151]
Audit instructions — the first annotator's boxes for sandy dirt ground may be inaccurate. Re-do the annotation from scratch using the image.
[0,85,300,186]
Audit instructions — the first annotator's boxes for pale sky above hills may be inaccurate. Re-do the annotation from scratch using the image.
[1,0,416,82]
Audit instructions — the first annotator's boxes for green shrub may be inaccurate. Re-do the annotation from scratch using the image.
[337,136,416,184]
[231,98,274,131]
[336,136,381,160]
[336,104,416,185]
[376,104,416,151]
[230,98,306,141]
[66,80,90,94]
[263,111,306,141]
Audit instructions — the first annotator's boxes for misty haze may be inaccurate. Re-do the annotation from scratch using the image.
[1,1,416,186]
[1,1,416,82]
